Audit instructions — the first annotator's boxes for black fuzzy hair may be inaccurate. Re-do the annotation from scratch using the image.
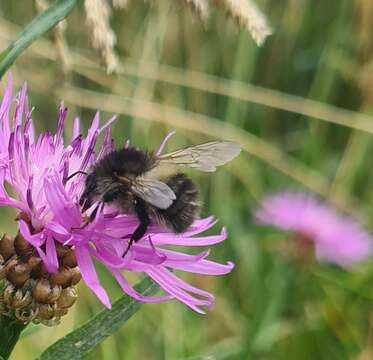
[93,147,156,177]
[157,173,199,232]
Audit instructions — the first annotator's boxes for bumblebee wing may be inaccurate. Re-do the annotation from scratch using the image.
[157,140,241,172]
[131,177,176,209]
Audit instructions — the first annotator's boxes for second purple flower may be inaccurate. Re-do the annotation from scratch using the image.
[255,191,373,268]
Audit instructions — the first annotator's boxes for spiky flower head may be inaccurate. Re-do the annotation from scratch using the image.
[0,76,233,325]
[255,191,373,268]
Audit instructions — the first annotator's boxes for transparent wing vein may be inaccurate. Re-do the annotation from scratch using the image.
[131,178,176,209]
[158,140,241,172]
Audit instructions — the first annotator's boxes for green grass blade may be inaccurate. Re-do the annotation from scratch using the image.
[0,0,78,79]
[38,277,158,360]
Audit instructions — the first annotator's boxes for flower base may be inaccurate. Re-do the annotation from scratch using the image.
[0,233,81,326]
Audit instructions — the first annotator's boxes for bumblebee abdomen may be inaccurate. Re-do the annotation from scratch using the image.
[157,173,199,232]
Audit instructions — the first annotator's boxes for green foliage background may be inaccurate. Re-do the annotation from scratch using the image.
[1,0,373,358]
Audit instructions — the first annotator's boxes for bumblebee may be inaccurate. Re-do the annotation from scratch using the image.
[76,140,241,256]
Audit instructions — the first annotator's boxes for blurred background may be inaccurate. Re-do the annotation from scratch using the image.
[1,0,373,358]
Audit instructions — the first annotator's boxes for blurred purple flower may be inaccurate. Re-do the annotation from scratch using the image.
[0,76,233,313]
[255,191,373,268]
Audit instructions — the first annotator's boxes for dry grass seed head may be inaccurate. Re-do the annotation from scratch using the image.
[222,0,273,45]
[84,0,119,73]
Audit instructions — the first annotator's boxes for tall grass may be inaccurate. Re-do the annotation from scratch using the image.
[1,0,373,358]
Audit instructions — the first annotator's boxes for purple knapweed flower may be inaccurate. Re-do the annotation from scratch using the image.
[255,191,373,268]
[0,76,233,313]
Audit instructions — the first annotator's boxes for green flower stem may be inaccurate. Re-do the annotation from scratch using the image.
[0,315,27,360]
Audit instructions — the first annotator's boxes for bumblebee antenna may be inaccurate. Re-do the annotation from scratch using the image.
[66,170,88,182]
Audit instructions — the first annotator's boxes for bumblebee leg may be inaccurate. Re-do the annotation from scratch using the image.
[122,198,150,257]
[66,170,88,182]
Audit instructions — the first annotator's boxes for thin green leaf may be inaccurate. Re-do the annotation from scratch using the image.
[0,0,78,79]
[38,277,159,360]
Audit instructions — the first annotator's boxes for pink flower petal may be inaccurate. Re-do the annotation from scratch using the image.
[111,269,174,303]
[19,220,44,247]
[75,245,111,309]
